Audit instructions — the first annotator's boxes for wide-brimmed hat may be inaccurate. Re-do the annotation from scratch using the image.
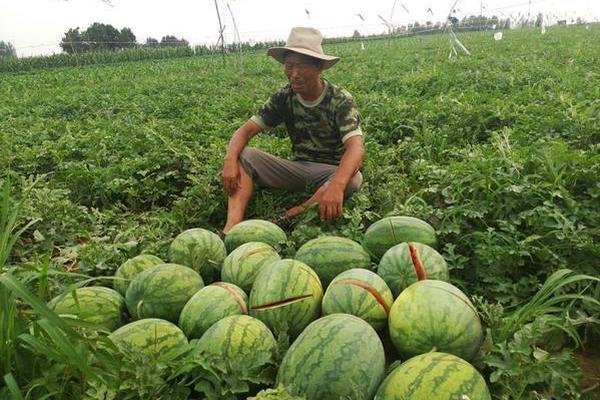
[267,27,340,69]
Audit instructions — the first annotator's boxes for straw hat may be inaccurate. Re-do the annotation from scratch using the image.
[267,27,340,69]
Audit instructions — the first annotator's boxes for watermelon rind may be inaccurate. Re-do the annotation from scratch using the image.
[388,280,483,361]
[294,235,371,286]
[221,241,281,293]
[126,263,204,322]
[48,286,127,332]
[178,282,248,339]
[108,318,188,358]
[168,228,227,283]
[277,314,386,400]
[224,219,287,253]
[321,268,393,331]
[363,216,437,260]
[113,254,163,296]
[374,352,491,399]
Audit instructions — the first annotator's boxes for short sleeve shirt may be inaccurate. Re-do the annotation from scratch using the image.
[251,80,363,165]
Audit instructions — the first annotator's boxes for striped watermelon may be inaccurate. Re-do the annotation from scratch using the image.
[113,254,163,296]
[363,216,437,260]
[321,268,393,331]
[249,259,322,337]
[221,242,281,293]
[108,318,188,359]
[178,282,248,339]
[126,263,204,322]
[374,352,491,399]
[168,228,227,283]
[389,280,483,361]
[294,236,371,286]
[377,242,449,297]
[48,286,126,332]
[194,314,276,370]
[277,314,386,400]
[224,219,287,253]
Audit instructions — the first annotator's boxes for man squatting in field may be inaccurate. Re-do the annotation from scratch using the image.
[221,27,365,235]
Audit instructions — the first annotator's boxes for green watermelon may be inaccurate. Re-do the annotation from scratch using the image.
[168,228,227,283]
[321,268,393,331]
[249,259,322,337]
[48,286,126,332]
[294,236,371,286]
[377,241,449,297]
[388,280,483,361]
[374,352,491,399]
[108,318,188,358]
[221,242,281,293]
[126,263,204,322]
[277,314,386,400]
[113,254,163,296]
[224,219,287,253]
[363,216,437,260]
[178,282,248,339]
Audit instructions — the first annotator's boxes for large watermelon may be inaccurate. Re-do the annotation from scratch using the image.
[224,219,287,253]
[321,268,393,331]
[108,318,188,359]
[221,241,281,293]
[377,241,449,297]
[277,314,386,400]
[388,280,483,361]
[374,352,491,399]
[363,216,437,260]
[294,236,371,286]
[249,259,322,337]
[126,263,204,322]
[168,228,227,283]
[48,286,126,332]
[113,254,163,296]
[178,282,248,339]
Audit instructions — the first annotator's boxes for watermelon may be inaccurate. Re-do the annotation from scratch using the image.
[126,263,204,322]
[221,241,281,293]
[224,219,287,253]
[388,280,483,361]
[108,318,188,358]
[48,286,126,332]
[194,314,276,370]
[249,259,322,337]
[277,314,386,400]
[363,216,437,260]
[321,268,393,331]
[113,254,163,296]
[294,236,371,286]
[168,228,227,283]
[377,241,449,297]
[374,352,491,399]
[178,282,248,339]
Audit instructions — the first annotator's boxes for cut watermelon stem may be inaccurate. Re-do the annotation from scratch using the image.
[332,279,390,315]
[212,282,248,314]
[408,242,427,281]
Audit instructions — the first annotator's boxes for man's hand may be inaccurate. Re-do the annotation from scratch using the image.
[221,158,240,195]
[319,182,345,221]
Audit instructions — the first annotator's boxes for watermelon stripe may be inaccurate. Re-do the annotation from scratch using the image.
[212,282,248,314]
[251,294,313,311]
[331,278,390,315]
[408,242,427,280]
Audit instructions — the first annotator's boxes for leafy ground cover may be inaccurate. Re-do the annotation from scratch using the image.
[0,25,598,398]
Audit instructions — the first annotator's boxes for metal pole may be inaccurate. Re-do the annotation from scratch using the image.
[214,0,226,62]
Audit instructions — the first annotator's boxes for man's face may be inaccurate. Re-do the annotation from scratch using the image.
[283,52,323,95]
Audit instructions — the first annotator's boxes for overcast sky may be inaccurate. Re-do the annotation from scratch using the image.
[1,0,599,57]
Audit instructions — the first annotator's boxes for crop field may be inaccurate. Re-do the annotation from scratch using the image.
[0,25,599,399]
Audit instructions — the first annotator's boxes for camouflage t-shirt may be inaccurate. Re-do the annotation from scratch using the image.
[250,80,363,165]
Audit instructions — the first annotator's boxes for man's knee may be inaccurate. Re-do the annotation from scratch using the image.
[344,172,363,197]
[239,147,260,180]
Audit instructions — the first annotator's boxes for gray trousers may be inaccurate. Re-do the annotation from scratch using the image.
[239,147,362,197]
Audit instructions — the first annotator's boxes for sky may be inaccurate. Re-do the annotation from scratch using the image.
[1,0,599,57]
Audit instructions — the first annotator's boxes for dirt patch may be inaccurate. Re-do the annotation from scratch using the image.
[578,344,600,399]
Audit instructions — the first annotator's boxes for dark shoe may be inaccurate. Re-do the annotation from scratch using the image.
[271,212,295,231]
[216,229,227,240]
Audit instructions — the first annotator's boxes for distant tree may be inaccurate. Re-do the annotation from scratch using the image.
[60,28,89,53]
[535,13,544,28]
[119,27,136,49]
[160,35,189,48]
[352,30,361,38]
[84,22,120,51]
[0,41,17,58]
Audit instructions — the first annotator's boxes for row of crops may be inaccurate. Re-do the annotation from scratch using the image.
[1,25,599,398]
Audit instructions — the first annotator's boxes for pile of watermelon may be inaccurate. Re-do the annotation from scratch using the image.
[48,216,491,399]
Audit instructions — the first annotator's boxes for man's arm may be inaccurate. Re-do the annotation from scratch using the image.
[222,119,263,195]
[319,135,365,221]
